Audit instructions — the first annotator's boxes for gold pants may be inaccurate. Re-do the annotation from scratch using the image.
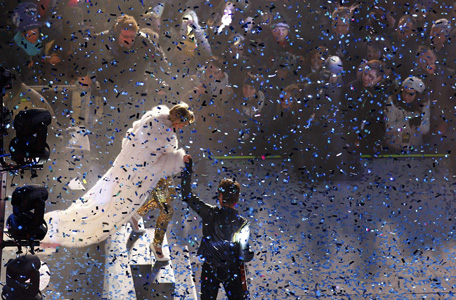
[136,177,175,247]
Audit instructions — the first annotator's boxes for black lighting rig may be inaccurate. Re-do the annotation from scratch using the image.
[0,67,52,300]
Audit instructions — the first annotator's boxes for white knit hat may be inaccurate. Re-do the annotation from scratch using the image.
[325,56,343,74]
[272,22,289,29]
[432,18,451,35]
[402,76,425,93]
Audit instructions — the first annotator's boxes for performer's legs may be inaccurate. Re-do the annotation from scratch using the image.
[150,199,174,260]
[151,178,175,260]
[153,199,174,247]
[133,193,159,232]
[222,266,249,300]
[201,262,221,300]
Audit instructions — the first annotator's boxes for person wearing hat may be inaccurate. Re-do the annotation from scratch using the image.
[259,17,306,69]
[411,45,456,156]
[271,22,290,44]
[11,2,43,42]
[325,55,344,85]
[267,21,305,56]
[1,2,46,85]
[323,55,350,120]
[384,76,430,152]
[430,18,451,49]
[428,18,454,69]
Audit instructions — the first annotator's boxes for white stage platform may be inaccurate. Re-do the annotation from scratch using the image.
[2,224,197,300]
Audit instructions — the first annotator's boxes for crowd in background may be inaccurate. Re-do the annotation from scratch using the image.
[1,0,456,181]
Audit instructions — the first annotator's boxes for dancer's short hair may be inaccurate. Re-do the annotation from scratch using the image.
[218,179,240,205]
[169,103,195,125]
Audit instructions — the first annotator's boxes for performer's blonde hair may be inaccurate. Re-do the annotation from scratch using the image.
[114,15,139,35]
[169,103,195,125]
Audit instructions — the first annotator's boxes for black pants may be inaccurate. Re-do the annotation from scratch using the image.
[201,262,249,300]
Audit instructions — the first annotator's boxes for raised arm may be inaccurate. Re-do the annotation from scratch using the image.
[181,155,213,218]
[181,155,194,201]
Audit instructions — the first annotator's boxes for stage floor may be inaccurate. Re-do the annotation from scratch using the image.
[2,153,456,300]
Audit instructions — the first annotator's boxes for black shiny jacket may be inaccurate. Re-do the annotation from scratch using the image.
[181,160,254,267]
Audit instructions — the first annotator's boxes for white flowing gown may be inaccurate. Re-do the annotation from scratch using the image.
[42,105,186,247]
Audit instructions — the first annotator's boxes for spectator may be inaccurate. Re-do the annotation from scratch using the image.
[183,56,234,156]
[394,15,417,43]
[71,15,170,163]
[305,46,329,84]
[391,15,419,80]
[411,0,434,42]
[2,2,47,85]
[344,60,390,156]
[273,82,311,172]
[261,21,306,62]
[175,10,212,68]
[322,5,367,80]
[236,9,275,58]
[412,46,456,154]
[139,11,169,51]
[229,74,270,155]
[223,34,258,90]
[428,18,454,68]
[43,5,87,84]
[186,56,233,103]
[259,49,302,156]
[297,1,332,48]
[364,3,397,37]
[384,76,430,152]
[70,75,103,128]
[166,10,213,98]
[356,36,394,81]
[103,0,160,33]
[265,51,302,100]
[259,20,304,84]
[206,1,244,56]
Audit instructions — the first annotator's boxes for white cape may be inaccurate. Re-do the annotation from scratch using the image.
[42,106,185,247]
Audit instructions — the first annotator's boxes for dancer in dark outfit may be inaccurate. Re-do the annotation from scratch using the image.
[181,155,254,300]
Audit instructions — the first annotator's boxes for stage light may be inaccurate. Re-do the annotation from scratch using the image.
[2,255,43,300]
[9,108,52,165]
[6,185,48,242]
